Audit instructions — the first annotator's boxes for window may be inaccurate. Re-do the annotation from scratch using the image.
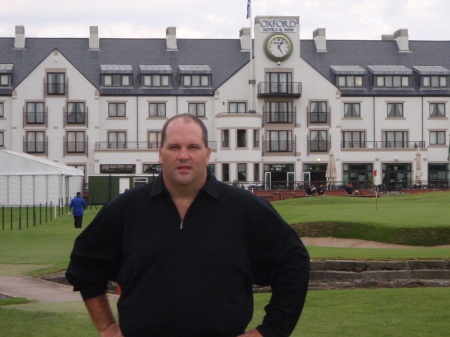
[0,74,10,86]
[344,103,361,117]
[254,163,260,182]
[229,102,246,113]
[26,131,45,153]
[67,131,85,153]
[108,131,126,149]
[268,130,292,152]
[102,74,131,87]
[266,72,292,93]
[423,76,447,88]
[149,103,166,117]
[0,132,4,147]
[67,102,86,124]
[222,129,229,148]
[148,131,162,149]
[141,75,170,87]
[430,131,445,145]
[342,131,365,148]
[222,163,230,182]
[387,103,403,117]
[182,75,210,87]
[383,131,408,148]
[266,101,293,123]
[47,73,65,95]
[310,130,328,152]
[237,129,246,148]
[100,164,136,174]
[0,102,3,117]
[336,75,363,87]
[108,103,126,117]
[188,103,205,117]
[375,75,409,88]
[26,102,45,124]
[238,163,247,182]
[430,103,445,117]
[253,129,260,148]
[143,164,162,174]
[310,101,327,123]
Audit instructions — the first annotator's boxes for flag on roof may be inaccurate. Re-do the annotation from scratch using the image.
[247,0,251,19]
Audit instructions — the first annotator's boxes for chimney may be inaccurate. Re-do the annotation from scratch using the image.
[394,28,409,52]
[313,28,327,52]
[89,26,100,50]
[14,25,25,49]
[239,27,251,51]
[382,28,410,53]
[166,27,177,51]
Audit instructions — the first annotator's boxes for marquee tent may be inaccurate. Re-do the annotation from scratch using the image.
[0,150,84,206]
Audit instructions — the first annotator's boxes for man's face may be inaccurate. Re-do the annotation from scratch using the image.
[159,118,211,190]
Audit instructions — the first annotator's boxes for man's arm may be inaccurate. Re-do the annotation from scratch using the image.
[84,294,123,337]
[237,329,264,337]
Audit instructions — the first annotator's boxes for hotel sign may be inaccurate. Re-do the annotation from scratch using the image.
[260,19,298,33]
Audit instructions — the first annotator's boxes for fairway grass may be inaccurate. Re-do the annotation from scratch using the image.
[274,192,450,246]
[2,288,449,337]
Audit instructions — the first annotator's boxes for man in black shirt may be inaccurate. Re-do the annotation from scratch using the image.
[66,114,310,337]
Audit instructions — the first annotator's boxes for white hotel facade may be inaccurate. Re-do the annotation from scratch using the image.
[0,16,449,194]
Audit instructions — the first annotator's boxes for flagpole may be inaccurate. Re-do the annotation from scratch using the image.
[248,0,253,113]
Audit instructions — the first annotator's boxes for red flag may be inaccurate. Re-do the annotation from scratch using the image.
[373,169,377,176]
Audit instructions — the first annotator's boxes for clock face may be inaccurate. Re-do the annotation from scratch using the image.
[265,34,292,61]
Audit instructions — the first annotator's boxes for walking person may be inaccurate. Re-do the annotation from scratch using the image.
[69,192,87,228]
[66,114,310,337]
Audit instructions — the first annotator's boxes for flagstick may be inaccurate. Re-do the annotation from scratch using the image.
[249,2,253,114]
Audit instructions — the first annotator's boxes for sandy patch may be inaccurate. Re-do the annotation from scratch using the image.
[302,237,450,249]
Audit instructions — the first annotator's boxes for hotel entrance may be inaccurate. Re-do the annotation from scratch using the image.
[264,163,295,190]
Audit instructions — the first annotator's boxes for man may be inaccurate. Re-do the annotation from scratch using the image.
[66,114,310,337]
[69,192,87,228]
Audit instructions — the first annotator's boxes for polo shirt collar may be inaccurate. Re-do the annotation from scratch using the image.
[150,168,220,199]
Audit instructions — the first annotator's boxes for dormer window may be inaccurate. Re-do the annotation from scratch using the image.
[368,65,412,88]
[101,65,132,87]
[140,65,172,87]
[0,64,13,87]
[330,66,365,88]
[413,66,450,89]
[179,65,211,88]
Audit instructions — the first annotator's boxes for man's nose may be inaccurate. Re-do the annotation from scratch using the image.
[177,147,190,160]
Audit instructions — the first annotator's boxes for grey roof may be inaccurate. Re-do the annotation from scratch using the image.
[139,65,172,73]
[367,65,412,75]
[412,65,450,75]
[0,63,13,73]
[300,39,450,96]
[2,35,450,97]
[0,37,250,96]
[330,65,366,75]
[100,64,133,73]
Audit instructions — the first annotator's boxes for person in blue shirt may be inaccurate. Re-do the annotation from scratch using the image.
[69,192,87,228]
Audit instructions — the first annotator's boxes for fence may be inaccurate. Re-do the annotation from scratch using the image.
[0,199,69,231]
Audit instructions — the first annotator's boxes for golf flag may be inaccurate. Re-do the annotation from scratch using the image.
[373,169,377,176]
[246,0,251,19]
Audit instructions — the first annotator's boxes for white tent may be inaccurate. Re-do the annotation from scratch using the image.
[0,150,84,206]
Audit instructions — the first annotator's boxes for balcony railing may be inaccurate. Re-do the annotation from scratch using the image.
[23,141,47,154]
[258,82,302,97]
[65,110,88,126]
[307,140,331,154]
[264,111,295,124]
[341,141,426,149]
[64,141,88,155]
[95,141,218,151]
[263,140,295,154]
[23,111,48,127]
[45,82,68,96]
[307,112,331,126]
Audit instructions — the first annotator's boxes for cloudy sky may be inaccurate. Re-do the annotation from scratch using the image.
[2,0,449,41]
